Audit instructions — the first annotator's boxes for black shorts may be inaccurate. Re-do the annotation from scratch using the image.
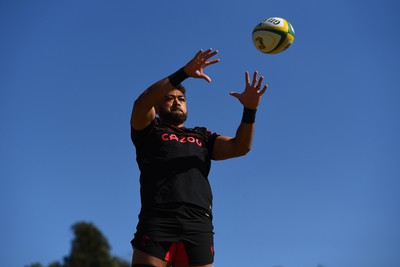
[131,204,215,266]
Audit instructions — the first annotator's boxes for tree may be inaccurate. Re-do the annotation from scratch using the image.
[25,264,44,267]
[48,262,62,267]
[25,221,130,267]
[64,222,116,267]
[111,256,131,267]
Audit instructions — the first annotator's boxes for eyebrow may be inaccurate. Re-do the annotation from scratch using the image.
[166,94,185,98]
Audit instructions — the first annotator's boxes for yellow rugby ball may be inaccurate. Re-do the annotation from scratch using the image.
[252,17,295,54]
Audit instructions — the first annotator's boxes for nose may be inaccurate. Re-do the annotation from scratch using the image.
[173,97,181,106]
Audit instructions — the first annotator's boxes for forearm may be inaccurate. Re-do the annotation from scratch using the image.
[232,122,255,155]
[136,67,188,107]
[130,77,172,129]
[131,48,219,130]
[131,68,188,129]
[213,69,266,160]
[135,77,174,110]
[213,108,257,160]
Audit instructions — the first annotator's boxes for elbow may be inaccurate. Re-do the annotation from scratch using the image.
[232,138,252,157]
[236,146,251,157]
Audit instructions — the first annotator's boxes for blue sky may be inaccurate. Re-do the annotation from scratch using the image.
[1,1,400,267]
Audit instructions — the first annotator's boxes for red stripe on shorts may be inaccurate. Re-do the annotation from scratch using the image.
[164,242,189,266]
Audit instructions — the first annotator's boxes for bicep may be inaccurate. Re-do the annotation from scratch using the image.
[212,135,240,160]
[130,100,156,131]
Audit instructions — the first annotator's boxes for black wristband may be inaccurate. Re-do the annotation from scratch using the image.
[242,107,257,124]
[168,67,189,87]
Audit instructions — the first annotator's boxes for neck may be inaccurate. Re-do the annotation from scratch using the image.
[159,118,185,128]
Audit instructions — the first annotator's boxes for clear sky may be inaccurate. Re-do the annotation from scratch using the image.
[1,1,399,267]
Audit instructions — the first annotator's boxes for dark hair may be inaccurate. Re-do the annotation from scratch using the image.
[175,84,186,95]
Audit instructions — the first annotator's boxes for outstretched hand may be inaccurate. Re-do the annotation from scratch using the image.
[184,48,220,83]
[230,71,268,109]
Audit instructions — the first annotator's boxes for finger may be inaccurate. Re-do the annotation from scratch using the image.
[251,71,258,87]
[245,71,250,85]
[194,49,203,58]
[200,48,213,60]
[259,84,268,95]
[204,49,218,61]
[229,92,241,99]
[205,59,220,66]
[256,76,264,88]
[201,74,211,83]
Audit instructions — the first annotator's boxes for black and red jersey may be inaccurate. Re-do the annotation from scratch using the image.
[131,118,219,213]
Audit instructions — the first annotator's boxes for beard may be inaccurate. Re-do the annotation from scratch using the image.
[158,108,188,125]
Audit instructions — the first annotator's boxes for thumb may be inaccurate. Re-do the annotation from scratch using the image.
[201,74,211,83]
[230,92,241,99]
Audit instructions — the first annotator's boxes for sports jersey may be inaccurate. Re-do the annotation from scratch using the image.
[131,118,219,213]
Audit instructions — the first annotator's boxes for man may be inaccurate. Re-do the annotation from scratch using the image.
[130,48,268,267]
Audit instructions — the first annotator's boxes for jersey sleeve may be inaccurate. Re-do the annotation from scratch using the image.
[131,119,156,147]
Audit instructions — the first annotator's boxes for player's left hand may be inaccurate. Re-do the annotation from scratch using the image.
[230,71,268,109]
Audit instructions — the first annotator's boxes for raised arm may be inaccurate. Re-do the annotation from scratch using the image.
[213,71,268,160]
[130,49,219,130]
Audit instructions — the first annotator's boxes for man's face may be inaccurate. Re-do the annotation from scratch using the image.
[157,89,188,126]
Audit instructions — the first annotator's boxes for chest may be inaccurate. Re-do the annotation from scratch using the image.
[144,127,209,160]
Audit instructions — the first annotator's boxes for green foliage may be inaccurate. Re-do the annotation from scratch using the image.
[25,264,44,267]
[111,257,131,267]
[25,221,130,267]
[64,222,114,267]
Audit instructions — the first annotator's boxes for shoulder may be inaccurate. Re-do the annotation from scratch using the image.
[193,126,219,136]
[131,118,161,144]
[193,126,215,135]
